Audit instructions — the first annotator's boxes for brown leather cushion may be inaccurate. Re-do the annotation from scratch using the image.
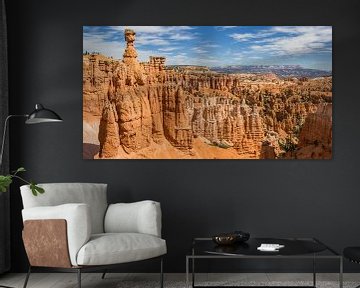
[23,219,72,268]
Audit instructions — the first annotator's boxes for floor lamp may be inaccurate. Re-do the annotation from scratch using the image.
[0,103,63,167]
[0,103,62,288]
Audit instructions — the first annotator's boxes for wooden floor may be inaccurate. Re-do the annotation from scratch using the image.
[0,273,359,288]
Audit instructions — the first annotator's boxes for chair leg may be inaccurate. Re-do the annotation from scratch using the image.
[23,266,31,288]
[101,270,107,279]
[77,269,81,288]
[160,257,164,288]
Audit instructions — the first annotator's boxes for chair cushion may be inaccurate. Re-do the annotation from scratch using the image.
[105,201,162,237]
[21,183,108,234]
[76,233,167,266]
[344,247,360,263]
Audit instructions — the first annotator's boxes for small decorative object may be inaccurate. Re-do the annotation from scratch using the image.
[212,230,250,245]
[257,243,284,252]
[212,233,238,245]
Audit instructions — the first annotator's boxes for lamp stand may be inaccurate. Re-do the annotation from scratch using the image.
[0,114,28,169]
[0,115,27,288]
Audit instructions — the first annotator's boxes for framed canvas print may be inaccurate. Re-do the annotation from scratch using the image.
[83,26,332,159]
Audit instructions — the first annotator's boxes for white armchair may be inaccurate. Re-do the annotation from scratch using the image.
[20,183,166,288]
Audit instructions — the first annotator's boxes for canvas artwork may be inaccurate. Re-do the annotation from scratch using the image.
[83,26,332,159]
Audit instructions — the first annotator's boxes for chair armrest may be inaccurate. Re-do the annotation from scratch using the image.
[22,203,91,266]
[104,200,162,237]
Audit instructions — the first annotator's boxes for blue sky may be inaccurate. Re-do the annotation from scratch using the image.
[83,26,332,71]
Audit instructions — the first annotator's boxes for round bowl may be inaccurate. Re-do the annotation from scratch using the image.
[212,234,237,245]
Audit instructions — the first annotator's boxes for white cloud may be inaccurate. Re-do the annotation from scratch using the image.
[191,47,208,54]
[231,26,332,56]
[230,31,276,42]
[108,26,196,46]
[230,33,259,41]
[253,26,332,56]
[215,26,237,31]
[109,26,194,34]
[170,33,196,41]
[158,47,179,52]
[83,32,125,59]
[135,35,170,46]
[271,26,331,37]
[167,53,190,65]
[202,43,220,48]
[136,49,168,62]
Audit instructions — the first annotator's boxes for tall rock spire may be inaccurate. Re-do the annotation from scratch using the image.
[123,29,138,63]
[122,28,145,85]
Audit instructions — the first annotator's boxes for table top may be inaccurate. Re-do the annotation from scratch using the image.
[190,237,340,258]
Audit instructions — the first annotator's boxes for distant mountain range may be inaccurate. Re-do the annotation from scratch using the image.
[211,65,332,78]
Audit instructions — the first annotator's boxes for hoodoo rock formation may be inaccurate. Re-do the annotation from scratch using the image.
[293,103,332,159]
[83,29,332,159]
[98,101,120,158]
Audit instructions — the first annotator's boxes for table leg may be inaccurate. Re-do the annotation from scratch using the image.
[192,246,195,288]
[186,257,189,288]
[313,254,316,287]
[192,257,195,288]
[339,257,343,288]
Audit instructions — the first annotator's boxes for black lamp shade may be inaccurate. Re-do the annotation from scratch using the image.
[25,104,63,124]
